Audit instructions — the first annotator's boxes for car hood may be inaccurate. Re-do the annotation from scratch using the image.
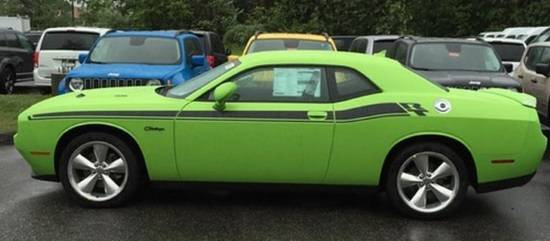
[67,63,183,79]
[20,87,187,118]
[414,70,521,89]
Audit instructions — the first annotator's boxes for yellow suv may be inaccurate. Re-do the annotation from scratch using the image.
[229,32,337,61]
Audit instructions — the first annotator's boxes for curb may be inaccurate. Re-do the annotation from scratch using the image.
[0,132,14,146]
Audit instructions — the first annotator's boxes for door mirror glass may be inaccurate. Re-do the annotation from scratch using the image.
[535,63,550,77]
[191,55,205,66]
[78,53,88,64]
[213,82,237,111]
[503,63,513,73]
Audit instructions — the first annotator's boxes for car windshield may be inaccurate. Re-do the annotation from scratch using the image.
[248,39,333,53]
[166,61,240,98]
[410,43,502,72]
[490,42,525,62]
[89,36,180,65]
[41,31,99,50]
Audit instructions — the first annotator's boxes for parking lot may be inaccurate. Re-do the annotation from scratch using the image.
[1,144,549,241]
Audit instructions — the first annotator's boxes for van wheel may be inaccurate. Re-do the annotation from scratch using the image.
[385,142,468,219]
[59,132,144,207]
[0,67,15,94]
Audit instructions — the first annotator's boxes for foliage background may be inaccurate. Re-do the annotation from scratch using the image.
[2,0,550,48]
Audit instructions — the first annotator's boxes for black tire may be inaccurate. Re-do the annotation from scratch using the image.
[385,142,469,219]
[59,132,145,207]
[0,67,15,94]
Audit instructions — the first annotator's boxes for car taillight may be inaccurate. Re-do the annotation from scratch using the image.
[33,52,39,68]
[207,55,215,67]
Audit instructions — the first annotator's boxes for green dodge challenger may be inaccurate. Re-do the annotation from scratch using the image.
[15,51,546,218]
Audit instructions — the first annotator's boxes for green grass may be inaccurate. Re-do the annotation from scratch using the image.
[0,94,49,133]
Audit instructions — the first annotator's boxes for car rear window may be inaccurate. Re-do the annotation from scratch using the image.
[41,31,99,51]
[372,39,396,54]
[248,39,333,53]
[490,42,525,62]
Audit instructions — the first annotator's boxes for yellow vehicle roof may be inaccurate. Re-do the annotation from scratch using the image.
[241,32,338,54]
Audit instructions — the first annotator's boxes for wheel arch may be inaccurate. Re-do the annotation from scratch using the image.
[54,122,149,181]
[379,133,477,190]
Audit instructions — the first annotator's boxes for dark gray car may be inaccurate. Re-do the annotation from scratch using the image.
[386,37,521,91]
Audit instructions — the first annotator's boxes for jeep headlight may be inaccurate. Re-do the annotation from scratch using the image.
[146,79,162,86]
[68,78,84,92]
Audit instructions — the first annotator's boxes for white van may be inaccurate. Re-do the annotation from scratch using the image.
[33,27,110,86]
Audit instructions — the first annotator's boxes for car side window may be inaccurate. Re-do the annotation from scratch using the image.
[394,43,408,64]
[16,33,33,51]
[5,33,20,48]
[209,66,329,102]
[350,39,367,53]
[184,38,204,64]
[525,47,545,71]
[330,67,380,101]
[0,33,6,47]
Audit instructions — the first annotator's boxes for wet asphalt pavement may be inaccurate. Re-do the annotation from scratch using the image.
[1,145,550,241]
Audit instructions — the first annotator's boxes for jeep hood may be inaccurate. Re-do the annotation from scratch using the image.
[20,87,187,118]
[68,63,183,79]
[414,70,521,90]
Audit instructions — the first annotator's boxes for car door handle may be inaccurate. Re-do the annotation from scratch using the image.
[307,111,328,121]
[518,75,523,79]
[531,79,538,83]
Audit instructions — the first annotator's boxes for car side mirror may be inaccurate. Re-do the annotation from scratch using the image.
[225,48,232,55]
[191,55,205,66]
[213,82,237,111]
[535,63,550,77]
[78,53,88,64]
[503,63,514,73]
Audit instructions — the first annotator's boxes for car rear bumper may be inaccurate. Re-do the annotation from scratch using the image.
[475,172,536,193]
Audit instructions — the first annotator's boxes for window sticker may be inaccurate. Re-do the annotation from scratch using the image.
[272,68,321,97]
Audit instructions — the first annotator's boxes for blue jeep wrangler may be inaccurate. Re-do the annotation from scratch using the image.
[58,30,210,94]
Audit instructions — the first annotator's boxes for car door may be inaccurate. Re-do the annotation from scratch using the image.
[184,37,209,77]
[4,32,26,81]
[175,65,334,183]
[530,47,550,116]
[15,32,34,81]
[520,46,546,114]
[323,67,391,185]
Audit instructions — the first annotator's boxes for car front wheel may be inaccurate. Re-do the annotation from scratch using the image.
[385,142,468,219]
[0,67,15,94]
[59,132,144,207]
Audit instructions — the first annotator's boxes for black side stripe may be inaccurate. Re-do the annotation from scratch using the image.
[29,103,408,122]
[31,111,179,120]
[335,103,408,121]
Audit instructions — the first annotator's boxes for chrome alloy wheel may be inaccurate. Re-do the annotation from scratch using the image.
[396,151,459,213]
[67,141,129,202]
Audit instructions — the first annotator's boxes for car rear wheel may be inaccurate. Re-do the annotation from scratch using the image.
[0,67,15,94]
[385,142,468,219]
[59,132,144,207]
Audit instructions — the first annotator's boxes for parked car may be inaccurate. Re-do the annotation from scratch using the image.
[386,37,521,91]
[33,27,110,87]
[516,27,548,44]
[58,30,210,94]
[484,38,526,74]
[349,35,399,54]
[331,35,357,51]
[0,28,35,94]
[15,51,546,219]
[24,30,42,46]
[513,41,550,120]
[185,30,229,67]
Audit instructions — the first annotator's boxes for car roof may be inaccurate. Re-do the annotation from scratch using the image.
[107,30,180,38]
[399,37,489,45]
[255,33,330,41]
[483,38,527,46]
[527,41,550,48]
[239,50,396,66]
[355,35,400,41]
[43,26,110,34]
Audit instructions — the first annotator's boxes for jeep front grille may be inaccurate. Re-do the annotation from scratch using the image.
[82,78,149,89]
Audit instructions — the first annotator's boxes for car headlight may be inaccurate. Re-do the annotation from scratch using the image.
[146,79,162,86]
[68,78,84,92]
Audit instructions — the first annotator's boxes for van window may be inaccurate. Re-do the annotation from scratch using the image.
[5,33,20,48]
[41,31,99,51]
